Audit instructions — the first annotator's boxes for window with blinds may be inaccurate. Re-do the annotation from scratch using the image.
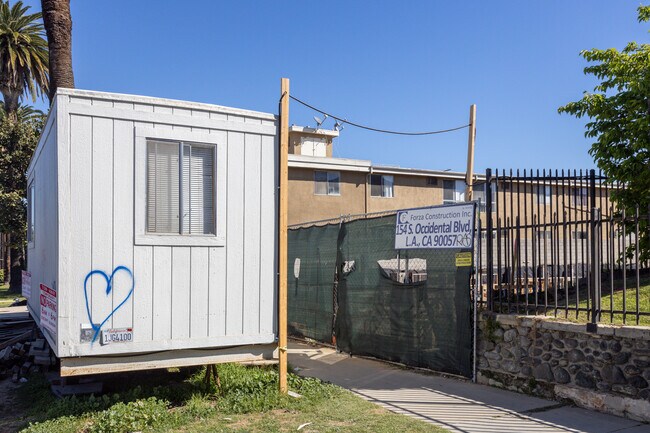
[370,174,394,198]
[146,140,215,235]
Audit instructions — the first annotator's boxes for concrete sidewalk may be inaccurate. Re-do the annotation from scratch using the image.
[289,341,649,433]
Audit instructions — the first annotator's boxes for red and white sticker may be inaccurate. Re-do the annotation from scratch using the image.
[39,284,57,336]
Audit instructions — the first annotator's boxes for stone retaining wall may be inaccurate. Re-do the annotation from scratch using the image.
[477,313,650,422]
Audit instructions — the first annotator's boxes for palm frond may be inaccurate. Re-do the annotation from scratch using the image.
[0,102,44,122]
[0,0,49,108]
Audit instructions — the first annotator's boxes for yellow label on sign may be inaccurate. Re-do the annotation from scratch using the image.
[456,252,473,267]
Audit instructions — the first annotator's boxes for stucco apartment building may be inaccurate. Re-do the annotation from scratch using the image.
[286,126,623,268]
[288,126,480,226]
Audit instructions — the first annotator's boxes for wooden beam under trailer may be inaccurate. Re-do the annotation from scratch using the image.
[60,344,278,376]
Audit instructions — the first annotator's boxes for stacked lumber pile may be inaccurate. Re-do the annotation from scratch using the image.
[0,309,54,382]
[0,338,54,383]
[0,309,34,346]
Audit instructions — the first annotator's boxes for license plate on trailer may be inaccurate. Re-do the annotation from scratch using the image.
[101,328,133,345]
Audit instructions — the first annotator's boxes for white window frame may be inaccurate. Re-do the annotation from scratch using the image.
[443,179,465,204]
[537,185,552,205]
[27,179,35,247]
[134,128,226,247]
[370,174,394,198]
[473,182,496,212]
[313,170,340,196]
[572,187,588,206]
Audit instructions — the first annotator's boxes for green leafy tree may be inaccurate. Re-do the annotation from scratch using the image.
[0,113,43,290]
[559,5,650,262]
[0,0,49,120]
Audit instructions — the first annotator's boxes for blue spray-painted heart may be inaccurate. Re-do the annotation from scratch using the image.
[83,266,135,343]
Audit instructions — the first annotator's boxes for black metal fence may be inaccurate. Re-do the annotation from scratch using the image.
[478,169,650,325]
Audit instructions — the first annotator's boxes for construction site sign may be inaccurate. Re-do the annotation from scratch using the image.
[394,203,475,250]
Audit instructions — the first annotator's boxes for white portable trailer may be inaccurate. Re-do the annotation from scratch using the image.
[25,89,278,375]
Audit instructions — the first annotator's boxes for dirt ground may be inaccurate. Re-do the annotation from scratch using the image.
[0,377,25,433]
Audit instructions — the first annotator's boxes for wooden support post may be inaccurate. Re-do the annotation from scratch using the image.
[465,104,477,202]
[278,77,290,394]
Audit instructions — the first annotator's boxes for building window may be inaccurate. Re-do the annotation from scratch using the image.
[473,182,496,212]
[314,171,340,195]
[146,140,215,235]
[426,177,438,186]
[537,185,552,205]
[572,231,588,240]
[443,179,465,204]
[27,181,35,244]
[370,174,394,198]
[572,187,588,206]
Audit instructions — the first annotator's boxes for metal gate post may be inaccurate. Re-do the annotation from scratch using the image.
[586,169,599,327]
[485,169,494,310]
[590,206,602,325]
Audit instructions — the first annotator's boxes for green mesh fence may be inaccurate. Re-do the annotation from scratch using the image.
[335,215,473,377]
[287,223,339,343]
[288,214,473,377]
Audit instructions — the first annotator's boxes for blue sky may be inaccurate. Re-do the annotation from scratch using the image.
[23,1,648,173]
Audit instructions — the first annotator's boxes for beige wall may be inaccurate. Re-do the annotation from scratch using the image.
[288,166,615,231]
[288,167,366,225]
[367,175,442,213]
[288,168,446,225]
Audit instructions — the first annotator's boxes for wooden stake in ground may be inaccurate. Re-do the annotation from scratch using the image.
[465,104,477,202]
[203,364,221,389]
[278,77,290,394]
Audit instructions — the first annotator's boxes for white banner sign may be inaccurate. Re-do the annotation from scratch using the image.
[21,271,31,298]
[39,283,57,336]
[395,203,475,250]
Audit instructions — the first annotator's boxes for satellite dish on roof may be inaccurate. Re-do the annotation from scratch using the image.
[313,114,328,128]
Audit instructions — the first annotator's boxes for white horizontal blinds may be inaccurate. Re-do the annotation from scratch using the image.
[147,140,215,235]
[181,144,191,234]
[187,144,215,234]
[147,141,180,233]
[382,175,394,198]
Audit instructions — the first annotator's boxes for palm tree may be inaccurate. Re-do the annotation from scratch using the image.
[0,1,49,121]
[0,103,43,122]
[41,0,73,101]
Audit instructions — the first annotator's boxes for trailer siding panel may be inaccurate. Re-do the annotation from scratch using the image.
[25,110,59,352]
[67,115,93,354]
[225,131,245,336]
[243,133,262,335]
[152,246,172,340]
[190,247,209,338]
[91,117,114,330]
[259,133,277,334]
[112,119,135,330]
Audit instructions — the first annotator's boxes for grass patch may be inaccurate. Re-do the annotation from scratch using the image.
[527,276,650,326]
[15,363,447,433]
[0,282,23,308]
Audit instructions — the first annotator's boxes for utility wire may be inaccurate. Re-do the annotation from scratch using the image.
[290,95,470,136]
